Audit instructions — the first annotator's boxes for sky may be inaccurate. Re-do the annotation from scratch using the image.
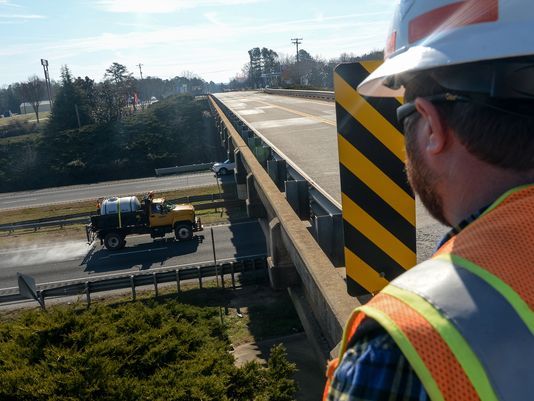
[0,0,396,86]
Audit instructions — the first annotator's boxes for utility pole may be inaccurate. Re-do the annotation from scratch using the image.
[137,63,144,80]
[291,38,303,63]
[40,59,53,108]
[291,38,303,85]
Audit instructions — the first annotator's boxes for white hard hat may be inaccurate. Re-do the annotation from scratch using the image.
[358,0,534,98]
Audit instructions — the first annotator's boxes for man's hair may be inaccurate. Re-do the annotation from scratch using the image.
[404,74,534,171]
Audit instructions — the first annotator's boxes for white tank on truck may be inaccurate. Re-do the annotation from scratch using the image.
[100,196,141,215]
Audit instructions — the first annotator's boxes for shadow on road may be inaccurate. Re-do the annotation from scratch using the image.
[83,235,204,273]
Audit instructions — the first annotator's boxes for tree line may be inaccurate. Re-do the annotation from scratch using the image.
[229,47,383,90]
[0,64,222,120]
[0,63,225,192]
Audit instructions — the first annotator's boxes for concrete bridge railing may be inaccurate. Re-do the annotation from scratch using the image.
[209,94,358,365]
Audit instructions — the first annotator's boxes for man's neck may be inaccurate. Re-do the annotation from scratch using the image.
[441,161,534,226]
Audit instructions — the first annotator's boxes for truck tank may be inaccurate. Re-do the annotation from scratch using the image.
[100,196,141,215]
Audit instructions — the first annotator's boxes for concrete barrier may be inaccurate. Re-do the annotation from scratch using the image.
[263,88,334,101]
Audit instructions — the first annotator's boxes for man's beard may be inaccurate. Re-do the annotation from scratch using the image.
[404,123,450,226]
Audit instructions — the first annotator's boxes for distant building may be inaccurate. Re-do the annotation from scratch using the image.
[19,100,52,115]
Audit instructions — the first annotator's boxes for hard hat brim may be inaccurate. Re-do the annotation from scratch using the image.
[358,21,534,97]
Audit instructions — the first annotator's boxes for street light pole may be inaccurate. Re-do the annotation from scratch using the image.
[40,59,53,108]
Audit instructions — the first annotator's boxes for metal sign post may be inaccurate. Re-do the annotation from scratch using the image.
[18,272,44,309]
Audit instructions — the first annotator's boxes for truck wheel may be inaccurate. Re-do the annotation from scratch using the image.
[104,232,125,250]
[218,167,227,176]
[175,224,193,241]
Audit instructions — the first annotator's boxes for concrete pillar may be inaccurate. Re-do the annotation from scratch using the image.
[285,180,310,220]
[227,139,235,162]
[267,159,287,191]
[234,149,247,200]
[313,213,345,267]
[267,217,299,290]
[246,173,266,218]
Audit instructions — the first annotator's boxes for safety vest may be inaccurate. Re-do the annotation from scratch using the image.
[324,185,534,401]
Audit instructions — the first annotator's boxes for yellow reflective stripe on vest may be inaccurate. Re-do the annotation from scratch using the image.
[481,183,534,217]
[358,303,445,401]
[336,309,364,362]
[382,285,498,401]
[436,253,534,334]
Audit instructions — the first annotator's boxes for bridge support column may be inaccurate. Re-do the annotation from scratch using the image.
[227,138,235,162]
[234,149,247,200]
[246,173,266,218]
[267,159,287,191]
[220,125,228,142]
[285,180,310,220]
[267,217,299,290]
[313,213,345,267]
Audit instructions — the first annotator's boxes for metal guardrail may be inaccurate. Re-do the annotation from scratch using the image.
[0,194,242,233]
[263,88,334,101]
[1,257,268,308]
[154,163,214,176]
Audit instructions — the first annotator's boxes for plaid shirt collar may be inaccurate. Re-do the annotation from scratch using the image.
[436,204,490,250]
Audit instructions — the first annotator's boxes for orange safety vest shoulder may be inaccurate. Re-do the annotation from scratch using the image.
[325,185,534,401]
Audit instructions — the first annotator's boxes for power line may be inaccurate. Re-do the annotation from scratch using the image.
[291,38,303,63]
[137,63,144,80]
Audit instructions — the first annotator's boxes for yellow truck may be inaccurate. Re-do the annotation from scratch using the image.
[86,194,202,250]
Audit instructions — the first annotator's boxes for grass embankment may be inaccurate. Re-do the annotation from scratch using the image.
[0,184,247,248]
[0,111,50,126]
[0,284,301,401]
[0,132,41,145]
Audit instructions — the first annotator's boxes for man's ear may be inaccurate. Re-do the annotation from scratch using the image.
[414,97,448,154]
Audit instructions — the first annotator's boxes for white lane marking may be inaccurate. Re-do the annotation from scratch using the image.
[0,253,268,291]
[101,247,168,259]
[239,109,265,115]
[251,117,319,130]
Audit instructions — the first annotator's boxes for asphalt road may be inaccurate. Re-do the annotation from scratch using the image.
[0,171,223,211]
[0,219,266,291]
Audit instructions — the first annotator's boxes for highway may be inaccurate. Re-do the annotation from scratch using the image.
[0,171,221,211]
[0,219,266,291]
[214,91,448,260]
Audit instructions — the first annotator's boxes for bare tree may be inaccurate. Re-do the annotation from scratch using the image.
[19,76,45,123]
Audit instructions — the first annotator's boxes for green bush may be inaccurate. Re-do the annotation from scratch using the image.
[0,95,221,192]
[0,299,297,401]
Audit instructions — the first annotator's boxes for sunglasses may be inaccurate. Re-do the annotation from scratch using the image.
[396,93,469,126]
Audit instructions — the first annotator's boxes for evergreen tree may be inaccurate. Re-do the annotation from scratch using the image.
[46,66,91,133]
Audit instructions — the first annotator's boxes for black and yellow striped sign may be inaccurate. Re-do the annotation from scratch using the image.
[334,61,416,297]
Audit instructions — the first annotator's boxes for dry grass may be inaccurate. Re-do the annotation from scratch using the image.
[0,111,50,126]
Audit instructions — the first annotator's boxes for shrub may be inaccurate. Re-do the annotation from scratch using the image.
[0,299,298,401]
